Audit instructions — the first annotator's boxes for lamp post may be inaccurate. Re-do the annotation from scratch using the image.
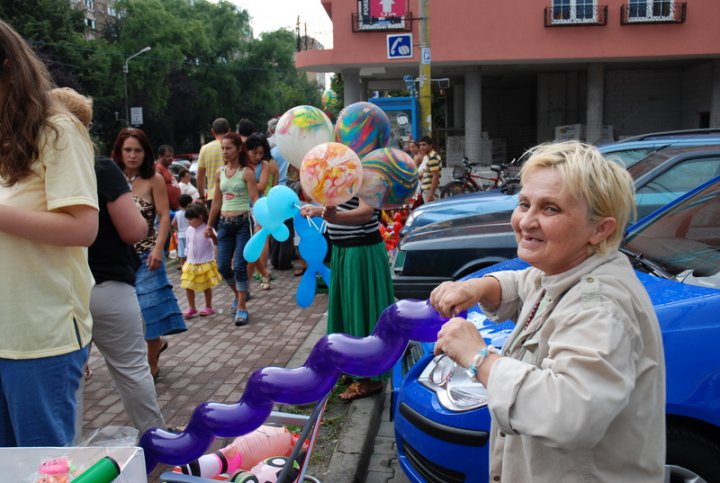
[123,46,152,126]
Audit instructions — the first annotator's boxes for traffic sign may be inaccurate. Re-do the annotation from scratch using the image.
[387,33,413,60]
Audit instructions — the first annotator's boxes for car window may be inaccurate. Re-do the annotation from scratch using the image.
[635,156,720,219]
[624,181,720,288]
[604,148,657,168]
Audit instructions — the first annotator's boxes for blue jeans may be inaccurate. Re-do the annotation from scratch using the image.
[0,346,89,447]
[216,214,251,292]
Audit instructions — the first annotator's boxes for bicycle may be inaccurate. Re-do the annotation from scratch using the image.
[440,156,520,198]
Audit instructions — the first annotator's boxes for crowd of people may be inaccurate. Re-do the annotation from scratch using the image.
[1,19,666,482]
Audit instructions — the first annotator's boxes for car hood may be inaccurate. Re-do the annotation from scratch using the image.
[463,258,720,348]
[402,191,518,235]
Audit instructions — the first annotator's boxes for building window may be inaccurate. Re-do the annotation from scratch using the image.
[628,0,673,20]
[552,0,596,23]
[85,18,96,30]
[108,6,117,17]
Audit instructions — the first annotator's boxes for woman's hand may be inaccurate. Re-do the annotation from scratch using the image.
[434,317,486,368]
[204,225,214,239]
[147,246,164,271]
[300,204,324,218]
[430,280,479,318]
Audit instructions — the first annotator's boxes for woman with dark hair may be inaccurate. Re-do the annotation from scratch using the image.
[206,132,260,326]
[245,133,277,290]
[0,19,99,446]
[111,127,186,380]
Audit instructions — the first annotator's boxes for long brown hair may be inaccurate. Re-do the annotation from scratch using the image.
[223,132,250,168]
[0,19,61,186]
[110,127,157,179]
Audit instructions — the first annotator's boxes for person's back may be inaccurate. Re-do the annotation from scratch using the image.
[197,118,230,206]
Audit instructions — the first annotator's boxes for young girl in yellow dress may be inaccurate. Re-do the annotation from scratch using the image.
[181,203,222,318]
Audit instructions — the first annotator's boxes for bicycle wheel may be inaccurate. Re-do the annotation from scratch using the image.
[441,181,465,198]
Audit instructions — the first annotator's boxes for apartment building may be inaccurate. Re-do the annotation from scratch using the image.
[296,0,720,163]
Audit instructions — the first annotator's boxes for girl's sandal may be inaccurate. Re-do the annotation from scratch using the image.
[260,277,271,290]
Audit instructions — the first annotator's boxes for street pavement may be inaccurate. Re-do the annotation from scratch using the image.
[79,258,410,482]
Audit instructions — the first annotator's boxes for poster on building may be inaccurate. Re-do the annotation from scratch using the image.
[356,0,408,31]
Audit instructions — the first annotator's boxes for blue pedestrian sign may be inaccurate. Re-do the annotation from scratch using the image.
[387,33,413,60]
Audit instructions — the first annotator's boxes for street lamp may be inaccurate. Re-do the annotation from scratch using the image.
[123,46,152,126]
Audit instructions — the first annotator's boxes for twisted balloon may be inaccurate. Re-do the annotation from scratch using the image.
[140,299,462,473]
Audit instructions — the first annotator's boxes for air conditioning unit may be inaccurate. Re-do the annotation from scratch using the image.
[555,123,586,141]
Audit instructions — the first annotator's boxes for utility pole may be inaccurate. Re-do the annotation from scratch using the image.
[418,0,432,136]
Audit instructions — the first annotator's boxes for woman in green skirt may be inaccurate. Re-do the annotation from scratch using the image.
[301,196,394,400]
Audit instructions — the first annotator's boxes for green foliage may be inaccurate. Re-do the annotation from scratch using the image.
[1,0,323,153]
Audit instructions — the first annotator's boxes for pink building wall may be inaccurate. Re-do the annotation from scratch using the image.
[297,0,720,70]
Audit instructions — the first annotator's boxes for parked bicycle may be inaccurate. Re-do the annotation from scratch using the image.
[440,156,521,198]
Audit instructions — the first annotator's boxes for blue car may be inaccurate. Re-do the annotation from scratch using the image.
[393,146,720,300]
[403,129,720,237]
[393,176,720,483]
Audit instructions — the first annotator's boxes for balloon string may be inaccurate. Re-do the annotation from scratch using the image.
[139,300,463,473]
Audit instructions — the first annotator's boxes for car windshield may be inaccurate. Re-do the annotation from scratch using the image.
[604,148,661,168]
[623,179,720,289]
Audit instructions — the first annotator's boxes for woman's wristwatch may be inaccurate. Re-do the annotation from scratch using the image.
[465,345,500,382]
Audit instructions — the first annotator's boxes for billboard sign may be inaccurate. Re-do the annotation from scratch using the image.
[357,0,408,31]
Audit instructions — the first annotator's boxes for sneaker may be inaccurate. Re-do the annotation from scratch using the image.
[253,273,262,282]
[199,307,215,316]
[183,308,198,319]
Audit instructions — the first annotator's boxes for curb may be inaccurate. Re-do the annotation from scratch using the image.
[286,315,384,483]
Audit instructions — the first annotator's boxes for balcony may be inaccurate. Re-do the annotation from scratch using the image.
[621,2,686,24]
[545,5,608,26]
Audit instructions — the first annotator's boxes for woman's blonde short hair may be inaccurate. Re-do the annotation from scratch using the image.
[49,87,93,127]
[520,141,636,255]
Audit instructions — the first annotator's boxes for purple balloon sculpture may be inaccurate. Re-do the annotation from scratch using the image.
[139,299,465,473]
[293,212,331,308]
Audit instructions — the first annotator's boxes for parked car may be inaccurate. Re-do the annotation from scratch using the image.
[393,175,720,483]
[404,129,720,237]
[393,146,720,299]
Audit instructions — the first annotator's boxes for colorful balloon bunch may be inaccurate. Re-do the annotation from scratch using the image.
[140,299,462,473]
[274,102,419,210]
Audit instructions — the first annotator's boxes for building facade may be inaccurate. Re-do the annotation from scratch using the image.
[69,0,118,39]
[296,0,720,164]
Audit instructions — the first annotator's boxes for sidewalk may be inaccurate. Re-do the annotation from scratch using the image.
[80,259,409,482]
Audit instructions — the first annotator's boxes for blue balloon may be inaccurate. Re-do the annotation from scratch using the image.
[243,191,299,263]
[294,213,331,308]
[266,185,300,221]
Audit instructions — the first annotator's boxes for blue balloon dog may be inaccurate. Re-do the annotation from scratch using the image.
[294,212,331,308]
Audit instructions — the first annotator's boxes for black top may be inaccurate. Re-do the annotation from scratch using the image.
[88,156,140,286]
[325,197,382,247]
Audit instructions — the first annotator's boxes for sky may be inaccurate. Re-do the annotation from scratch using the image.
[229,0,334,48]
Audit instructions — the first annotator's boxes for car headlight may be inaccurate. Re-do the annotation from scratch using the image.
[405,209,423,228]
[418,354,489,411]
[393,250,406,273]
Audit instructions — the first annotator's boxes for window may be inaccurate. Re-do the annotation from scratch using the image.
[85,18,96,30]
[552,0,596,23]
[84,0,94,10]
[634,156,720,219]
[108,6,117,17]
[628,0,674,20]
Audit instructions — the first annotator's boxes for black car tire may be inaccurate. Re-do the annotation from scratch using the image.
[666,423,720,482]
[440,181,465,198]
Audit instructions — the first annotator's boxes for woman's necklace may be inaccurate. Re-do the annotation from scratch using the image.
[124,172,137,190]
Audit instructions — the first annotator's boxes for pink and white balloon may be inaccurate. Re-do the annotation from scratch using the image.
[300,142,363,206]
